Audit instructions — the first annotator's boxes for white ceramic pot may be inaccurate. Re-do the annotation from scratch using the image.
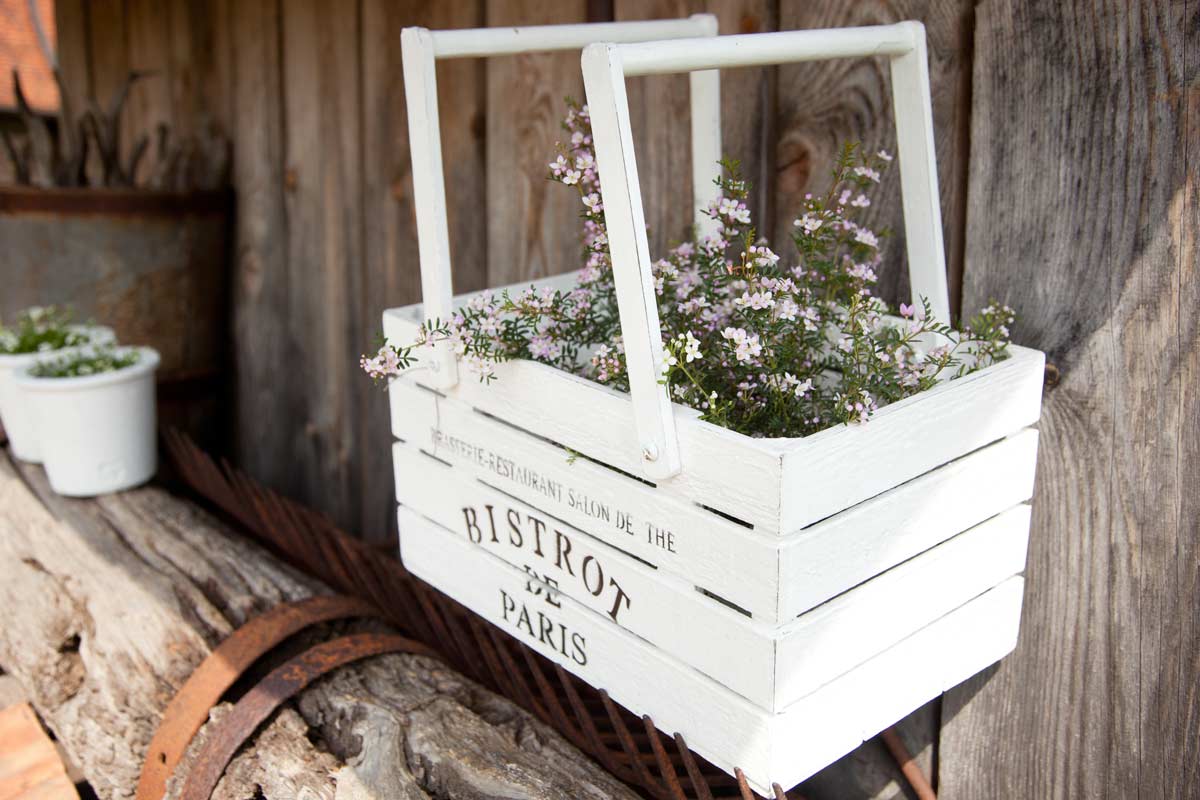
[0,325,116,463]
[13,346,159,497]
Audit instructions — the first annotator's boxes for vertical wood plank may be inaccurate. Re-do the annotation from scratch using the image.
[484,0,589,286]
[226,0,291,522]
[359,0,486,539]
[85,0,131,179]
[614,0,777,253]
[279,0,365,530]
[938,2,1198,797]
[53,0,92,115]
[773,1,972,316]
[124,0,175,182]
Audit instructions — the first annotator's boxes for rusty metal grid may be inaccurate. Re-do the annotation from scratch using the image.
[164,430,936,800]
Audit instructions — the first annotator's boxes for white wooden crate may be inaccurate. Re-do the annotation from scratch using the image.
[399,503,1025,795]
[396,433,1032,710]
[387,18,1045,794]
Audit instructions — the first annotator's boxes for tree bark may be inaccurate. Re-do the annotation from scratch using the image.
[0,451,639,800]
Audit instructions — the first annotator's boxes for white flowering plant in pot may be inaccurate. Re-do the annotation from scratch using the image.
[363,101,1015,439]
[14,345,160,497]
[0,306,116,462]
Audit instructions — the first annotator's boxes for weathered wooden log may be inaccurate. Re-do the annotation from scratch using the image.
[0,450,639,800]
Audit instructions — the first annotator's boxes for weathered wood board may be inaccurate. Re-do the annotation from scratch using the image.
[937,2,1199,798]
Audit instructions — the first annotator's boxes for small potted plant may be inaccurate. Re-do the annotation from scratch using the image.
[13,345,160,496]
[0,306,115,462]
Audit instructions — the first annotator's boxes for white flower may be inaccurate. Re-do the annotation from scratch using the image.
[721,327,762,363]
[683,331,702,363]
[562,169,582,186]
[854,166,881,182]
[549,155,568,175]
[575,153,595,171]
[794,213,823,233]
[850,194,871,208]
[854,228,879,248]
[734,291,775,310]
[877,149,893,161]
[582,192,603,212]
[748,245,780,268]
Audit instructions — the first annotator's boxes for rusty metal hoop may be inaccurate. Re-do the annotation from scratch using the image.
[136,595,380,800]
[178,633,437,800]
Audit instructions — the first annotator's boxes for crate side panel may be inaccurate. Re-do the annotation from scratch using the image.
[780,427,1039,618]
[775,504,1030,708]
[393,441,778,707]
[389,378,783,619]
[780,344,1045,529]
[766,577,1025,792]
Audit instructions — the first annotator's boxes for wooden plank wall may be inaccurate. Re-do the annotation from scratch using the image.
[939,2,1199,798]
[50,1,1198,798]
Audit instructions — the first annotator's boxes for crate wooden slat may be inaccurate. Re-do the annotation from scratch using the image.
[385,304,1044,534]
[398,505,1025,795]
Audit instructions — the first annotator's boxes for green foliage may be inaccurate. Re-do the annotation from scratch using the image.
[27,346,141,378]
[0,307,92,355]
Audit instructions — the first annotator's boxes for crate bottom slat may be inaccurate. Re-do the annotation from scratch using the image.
[398,505,1024,794]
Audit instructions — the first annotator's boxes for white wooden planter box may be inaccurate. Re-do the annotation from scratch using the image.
[387,18,1045,795]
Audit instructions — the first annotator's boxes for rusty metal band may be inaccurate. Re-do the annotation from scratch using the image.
[178,633,436,800]
[136,594,380,800]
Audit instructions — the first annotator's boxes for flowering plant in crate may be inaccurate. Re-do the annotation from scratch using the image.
[363,102,1015,438]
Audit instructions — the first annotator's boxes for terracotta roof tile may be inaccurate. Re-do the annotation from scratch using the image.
[0,0,59,113]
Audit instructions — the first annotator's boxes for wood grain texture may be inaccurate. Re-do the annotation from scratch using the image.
[360,0,486,540]
[773,0,972,316]
[938,2,1199,798]
[52,0,91,135]
[224,0,294,531]
[484,0,588,285]
[614,0,777,254]
[123,0,174,182]
[278,0,364,534]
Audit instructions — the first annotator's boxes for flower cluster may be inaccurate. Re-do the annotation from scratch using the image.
[0,306,93,355]
[362,100,1015,438]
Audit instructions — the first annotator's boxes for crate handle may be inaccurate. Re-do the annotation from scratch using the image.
[583,22,950,480]
[401,16,721,392]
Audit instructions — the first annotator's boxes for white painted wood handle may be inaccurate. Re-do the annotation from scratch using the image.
[582,21,950,481]
[400,16,721,391]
